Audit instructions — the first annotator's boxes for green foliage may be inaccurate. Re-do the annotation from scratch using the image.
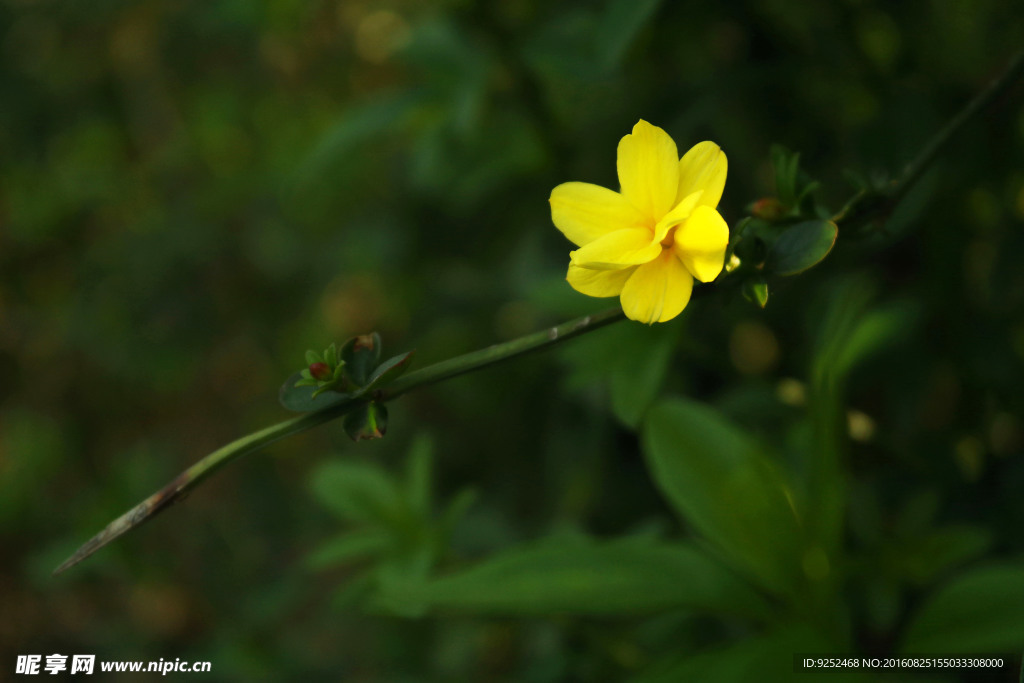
[307,436,476,615]
[341,333,383,387]
[635,624,856,683]
[769,145,821,216]
[278,372,354,412]
[643,399,805,597]
[741,277,769,308]
[377,537,769,618]
[609,321,682,428]
[279,333,413,417]
[765,220,838,276]
[343,400,388,441]
[362,350,416,392]
[901,564,1024,653]
[7,0,1024,679]
[596,0,665,72]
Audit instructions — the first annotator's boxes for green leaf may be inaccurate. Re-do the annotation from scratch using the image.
[377,539,769,618]
[642,399,804,596]
[405,434,434,519]
[595,0,663,70]
[357,350,415,395]
[895,525,993,586]
[609,322,681,428]
[279,371,354,412]
[765,220,837,276]
[742,278,769,308]
[293,91,423,187]
[804,281,917,555]
[901,564,1024,653]
[810,282,920,390]
[324,342,339,368]
[342,333,383,386]
[309,460,403,526]
[770,145,800,207]
[343,401,388,441]
[330,573,376,612]
[306,529,392,570]
[831,302,918,381]
[440,488,477,539]
[732,217,771,267]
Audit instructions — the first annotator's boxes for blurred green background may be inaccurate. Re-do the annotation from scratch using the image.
[3,0,1024,680]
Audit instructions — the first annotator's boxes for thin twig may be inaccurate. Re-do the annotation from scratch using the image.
[833,50,1024,228]
[893,50,1024,206]
[54,307,624,574]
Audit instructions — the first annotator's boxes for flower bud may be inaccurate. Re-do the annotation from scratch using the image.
[309,362,332,381]
[749,197,787,222]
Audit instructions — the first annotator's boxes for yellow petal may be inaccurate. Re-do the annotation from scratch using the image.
[617,120,680,221]
[566,263,636,297]
[673,205,729,282]
[550,182,648,247]
[677,141,727,209]
[569,228,661,271]
[653,190,703,242]
[620,251,694,324]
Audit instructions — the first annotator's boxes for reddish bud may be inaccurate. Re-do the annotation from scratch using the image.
[309,362,331,381]
[750,197,787,222]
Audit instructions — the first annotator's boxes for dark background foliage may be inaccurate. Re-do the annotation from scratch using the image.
[2,0,1023,680]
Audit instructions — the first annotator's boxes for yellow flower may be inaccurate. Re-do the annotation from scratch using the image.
[550,120,729,324]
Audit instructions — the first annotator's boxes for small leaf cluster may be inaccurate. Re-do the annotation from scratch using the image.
[767,144,822,218]
[282,333,415,441]
[294,343,347,398]
[727,146,838,309]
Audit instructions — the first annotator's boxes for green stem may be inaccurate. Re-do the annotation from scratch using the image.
[833,49,1024,228]
[52,404,353,575]
[381,307,624,400]
[54,307,624,574]
[892,50,1024,205]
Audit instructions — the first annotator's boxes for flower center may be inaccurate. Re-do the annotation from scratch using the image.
[659,225,677,249]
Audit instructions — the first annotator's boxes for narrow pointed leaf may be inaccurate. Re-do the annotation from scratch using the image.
[310,460,403,524]
[306,530,392,570]
[324,342,339,368]
[376,539,770,618]
[441,488,478,539]
[357,350,416,395]
[595,0,663,71]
